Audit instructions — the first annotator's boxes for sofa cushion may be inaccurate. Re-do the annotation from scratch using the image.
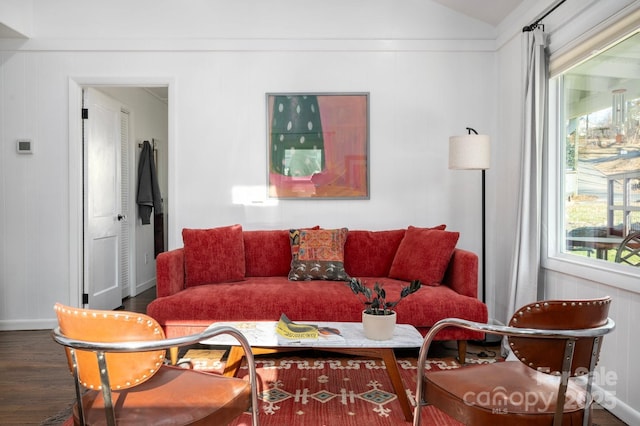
[388,226,459,286]
[243,230,292,277]
[244,227,321,277]
[182,225,245,286]
[343,229,406,277]
[288,228,349,281]
[147,277,487,334]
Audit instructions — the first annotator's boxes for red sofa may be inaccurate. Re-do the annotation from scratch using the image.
[147,225,487,347]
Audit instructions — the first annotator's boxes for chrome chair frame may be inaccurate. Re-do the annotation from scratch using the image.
[413,316,615,426]
[52,325,260,426]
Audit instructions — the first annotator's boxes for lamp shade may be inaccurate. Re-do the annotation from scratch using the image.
[448,134,491,170]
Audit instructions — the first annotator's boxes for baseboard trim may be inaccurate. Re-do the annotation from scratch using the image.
[0,318,58,331]
[134,278,156,296]
[592,383,639,425]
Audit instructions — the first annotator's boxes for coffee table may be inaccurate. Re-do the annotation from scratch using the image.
[203,320,424,421]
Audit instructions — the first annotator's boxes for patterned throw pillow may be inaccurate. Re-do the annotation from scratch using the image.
[288,228,350,281]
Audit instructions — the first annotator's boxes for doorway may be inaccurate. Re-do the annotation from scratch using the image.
[68,80,170,309]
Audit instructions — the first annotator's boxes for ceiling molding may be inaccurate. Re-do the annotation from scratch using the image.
[0,37,497,52]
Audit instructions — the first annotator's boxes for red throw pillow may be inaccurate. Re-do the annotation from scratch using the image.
[182,224,245,286]
[344,225,445,277]
[388,226,459,286]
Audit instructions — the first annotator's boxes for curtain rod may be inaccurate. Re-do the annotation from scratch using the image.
[522,0,566,32]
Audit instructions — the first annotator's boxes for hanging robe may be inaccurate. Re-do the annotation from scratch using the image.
[136,140,162,225]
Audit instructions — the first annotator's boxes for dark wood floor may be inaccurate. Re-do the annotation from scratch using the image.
[0,288,156,425]
[0,287,628,425]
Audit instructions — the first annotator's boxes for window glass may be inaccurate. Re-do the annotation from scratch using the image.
[559,32,640,267]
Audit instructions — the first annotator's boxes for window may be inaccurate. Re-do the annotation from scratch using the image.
[556,32,640,267]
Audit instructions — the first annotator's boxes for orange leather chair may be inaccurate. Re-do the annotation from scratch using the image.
[52,303,259,426]
[413,297,615,426]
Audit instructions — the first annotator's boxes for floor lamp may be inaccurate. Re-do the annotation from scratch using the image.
[449,128,491,303]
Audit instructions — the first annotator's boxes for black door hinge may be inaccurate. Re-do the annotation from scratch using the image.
[82,108,88,119]
[82,293,89,304]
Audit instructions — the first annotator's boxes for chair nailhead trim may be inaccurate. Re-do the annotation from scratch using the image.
[55,304,166,390]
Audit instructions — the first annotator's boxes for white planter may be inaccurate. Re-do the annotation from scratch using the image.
[362,310,396,340]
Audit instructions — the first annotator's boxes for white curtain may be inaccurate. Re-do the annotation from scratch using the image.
[504,27,548,351]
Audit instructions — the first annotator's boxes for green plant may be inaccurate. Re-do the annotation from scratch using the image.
[347,277,422,315]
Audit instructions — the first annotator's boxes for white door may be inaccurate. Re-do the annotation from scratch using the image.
[83,88,123,310]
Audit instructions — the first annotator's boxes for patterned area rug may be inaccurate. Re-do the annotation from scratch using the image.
[44,350,496,425]
[223,353,495,426]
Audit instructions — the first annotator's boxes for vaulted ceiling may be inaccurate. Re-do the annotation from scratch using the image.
[0,0,527,40]
[432,0,524,26]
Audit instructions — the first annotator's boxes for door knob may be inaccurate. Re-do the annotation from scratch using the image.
[117,214,127,221]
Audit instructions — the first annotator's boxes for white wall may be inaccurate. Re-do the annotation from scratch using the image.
[0,0,497,330]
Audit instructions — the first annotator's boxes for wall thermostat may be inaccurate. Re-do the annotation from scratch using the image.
[17,139,33,154]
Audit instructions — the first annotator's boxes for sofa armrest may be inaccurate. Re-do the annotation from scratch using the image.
[156,248,185,297]
[441,248,478,298]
